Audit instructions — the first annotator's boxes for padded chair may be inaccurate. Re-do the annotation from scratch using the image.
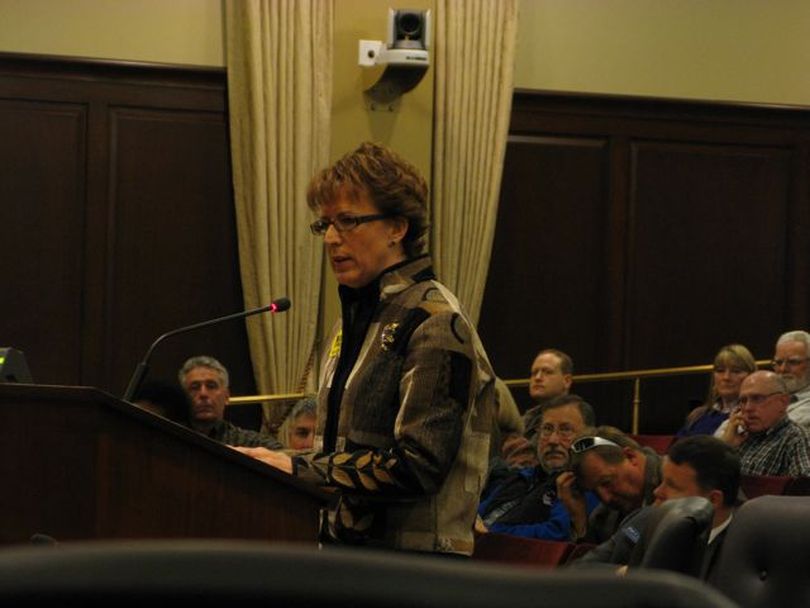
[783,476,810,496]
[711,495,810,608]
[739,474,791,498]
[0,539,738,608]
[629,496,714,577]
[629,434,676,455]
[472,533,573,568]
[565,542,597,563]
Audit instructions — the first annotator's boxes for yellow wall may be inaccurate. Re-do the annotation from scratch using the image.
[515,0,810,106]
[322,0,435,331]
[0,0,225,66]
[4,1,810,104]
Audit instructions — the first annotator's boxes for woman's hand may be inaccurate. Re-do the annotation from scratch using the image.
[232,446,293,474]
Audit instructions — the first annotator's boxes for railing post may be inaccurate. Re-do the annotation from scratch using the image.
[632,377,641,434]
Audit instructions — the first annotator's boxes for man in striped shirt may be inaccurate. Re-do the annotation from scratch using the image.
[720,370,810,476]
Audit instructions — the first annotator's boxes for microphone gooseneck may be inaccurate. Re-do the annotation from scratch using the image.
[122,297,291,402]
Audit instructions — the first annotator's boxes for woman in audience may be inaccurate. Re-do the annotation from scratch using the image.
[677,344,756,437]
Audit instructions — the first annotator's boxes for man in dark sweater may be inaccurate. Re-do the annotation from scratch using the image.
[477,394,598,539]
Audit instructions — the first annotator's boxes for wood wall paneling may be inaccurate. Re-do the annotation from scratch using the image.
[481,90,810,432]
[0,54,259,429]
[0,99,87,384]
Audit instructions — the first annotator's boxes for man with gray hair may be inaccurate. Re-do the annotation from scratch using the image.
[772,329,810,428]
[178,356,281,449]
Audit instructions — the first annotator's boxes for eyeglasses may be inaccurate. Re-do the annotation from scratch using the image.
[738,392,784,407]
[570,436,621,454]
[539,424,578,440]
[309,213,391,235]
[771,357,809,369]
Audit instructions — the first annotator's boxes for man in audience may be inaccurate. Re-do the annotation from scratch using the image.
[279,397,317,450]
[502,348,574,467]
[772,330,810,428]
[558,427,662,543]
[720,370,810,476]
[574,435,740,583]
[477,395,599,539]
[523,349,574,442]
[178,356,282,449]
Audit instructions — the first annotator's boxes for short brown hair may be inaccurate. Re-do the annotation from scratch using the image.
[306,142,429,258]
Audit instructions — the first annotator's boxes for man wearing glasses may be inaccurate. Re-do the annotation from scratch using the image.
[476,395,598,539]
[719,370,810,476]
[772,330,810,429]
[558,428,662,543]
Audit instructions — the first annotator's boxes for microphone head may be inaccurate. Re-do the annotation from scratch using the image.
[270,297,291,313]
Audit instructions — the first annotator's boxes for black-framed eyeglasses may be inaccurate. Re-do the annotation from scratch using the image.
[738,392,785,407]
[570,436,621,454]
[309,213,392,236]
[539,424,578,440]
[771,357,809,369]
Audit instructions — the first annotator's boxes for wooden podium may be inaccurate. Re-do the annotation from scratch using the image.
[0,384,328,545]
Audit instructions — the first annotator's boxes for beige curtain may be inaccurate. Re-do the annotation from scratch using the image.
[225,0,333,430]
[431,0,518,324]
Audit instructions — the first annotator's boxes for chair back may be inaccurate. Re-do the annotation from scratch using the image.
[0,539,739,608]
[739,474,791,498]
[473,533,573,568]
[629,496,714,577]
[629,434,675,454]
[711,495,810,608]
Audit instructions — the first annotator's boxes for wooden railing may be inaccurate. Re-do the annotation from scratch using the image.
[230,360,771,434]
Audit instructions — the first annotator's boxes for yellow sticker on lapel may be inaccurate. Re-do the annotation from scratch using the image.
[329,330,343,358]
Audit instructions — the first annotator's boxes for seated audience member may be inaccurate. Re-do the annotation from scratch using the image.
[575,435,740,583]
[178,356,282,449]
[677,344,755,437]
[477,395,599,539]
[502,349,573,468]
[278,397,317,450]
[132,380,191,424]
[719,370,810,476]
[772,330,810,428]
[558,427,662,543]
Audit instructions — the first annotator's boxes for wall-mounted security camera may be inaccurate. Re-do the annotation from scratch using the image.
[358,8,431,107]
[359,8,431,68]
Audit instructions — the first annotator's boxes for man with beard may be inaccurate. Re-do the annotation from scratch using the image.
[477,395,599,539]
[772,330,810,428]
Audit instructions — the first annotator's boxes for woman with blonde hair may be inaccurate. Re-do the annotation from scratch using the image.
[677,344,756,437]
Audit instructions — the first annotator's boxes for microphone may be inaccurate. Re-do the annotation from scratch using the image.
[122,297,291,402]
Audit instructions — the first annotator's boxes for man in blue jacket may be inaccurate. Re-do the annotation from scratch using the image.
[477,394,599,539]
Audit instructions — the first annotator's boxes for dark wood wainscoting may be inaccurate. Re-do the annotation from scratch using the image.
[479,90,810,432]
[0,53,259,428]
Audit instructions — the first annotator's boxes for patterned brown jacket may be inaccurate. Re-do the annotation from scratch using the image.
[293,255,495,555]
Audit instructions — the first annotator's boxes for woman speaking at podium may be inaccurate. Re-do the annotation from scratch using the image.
[237,142,495,556]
